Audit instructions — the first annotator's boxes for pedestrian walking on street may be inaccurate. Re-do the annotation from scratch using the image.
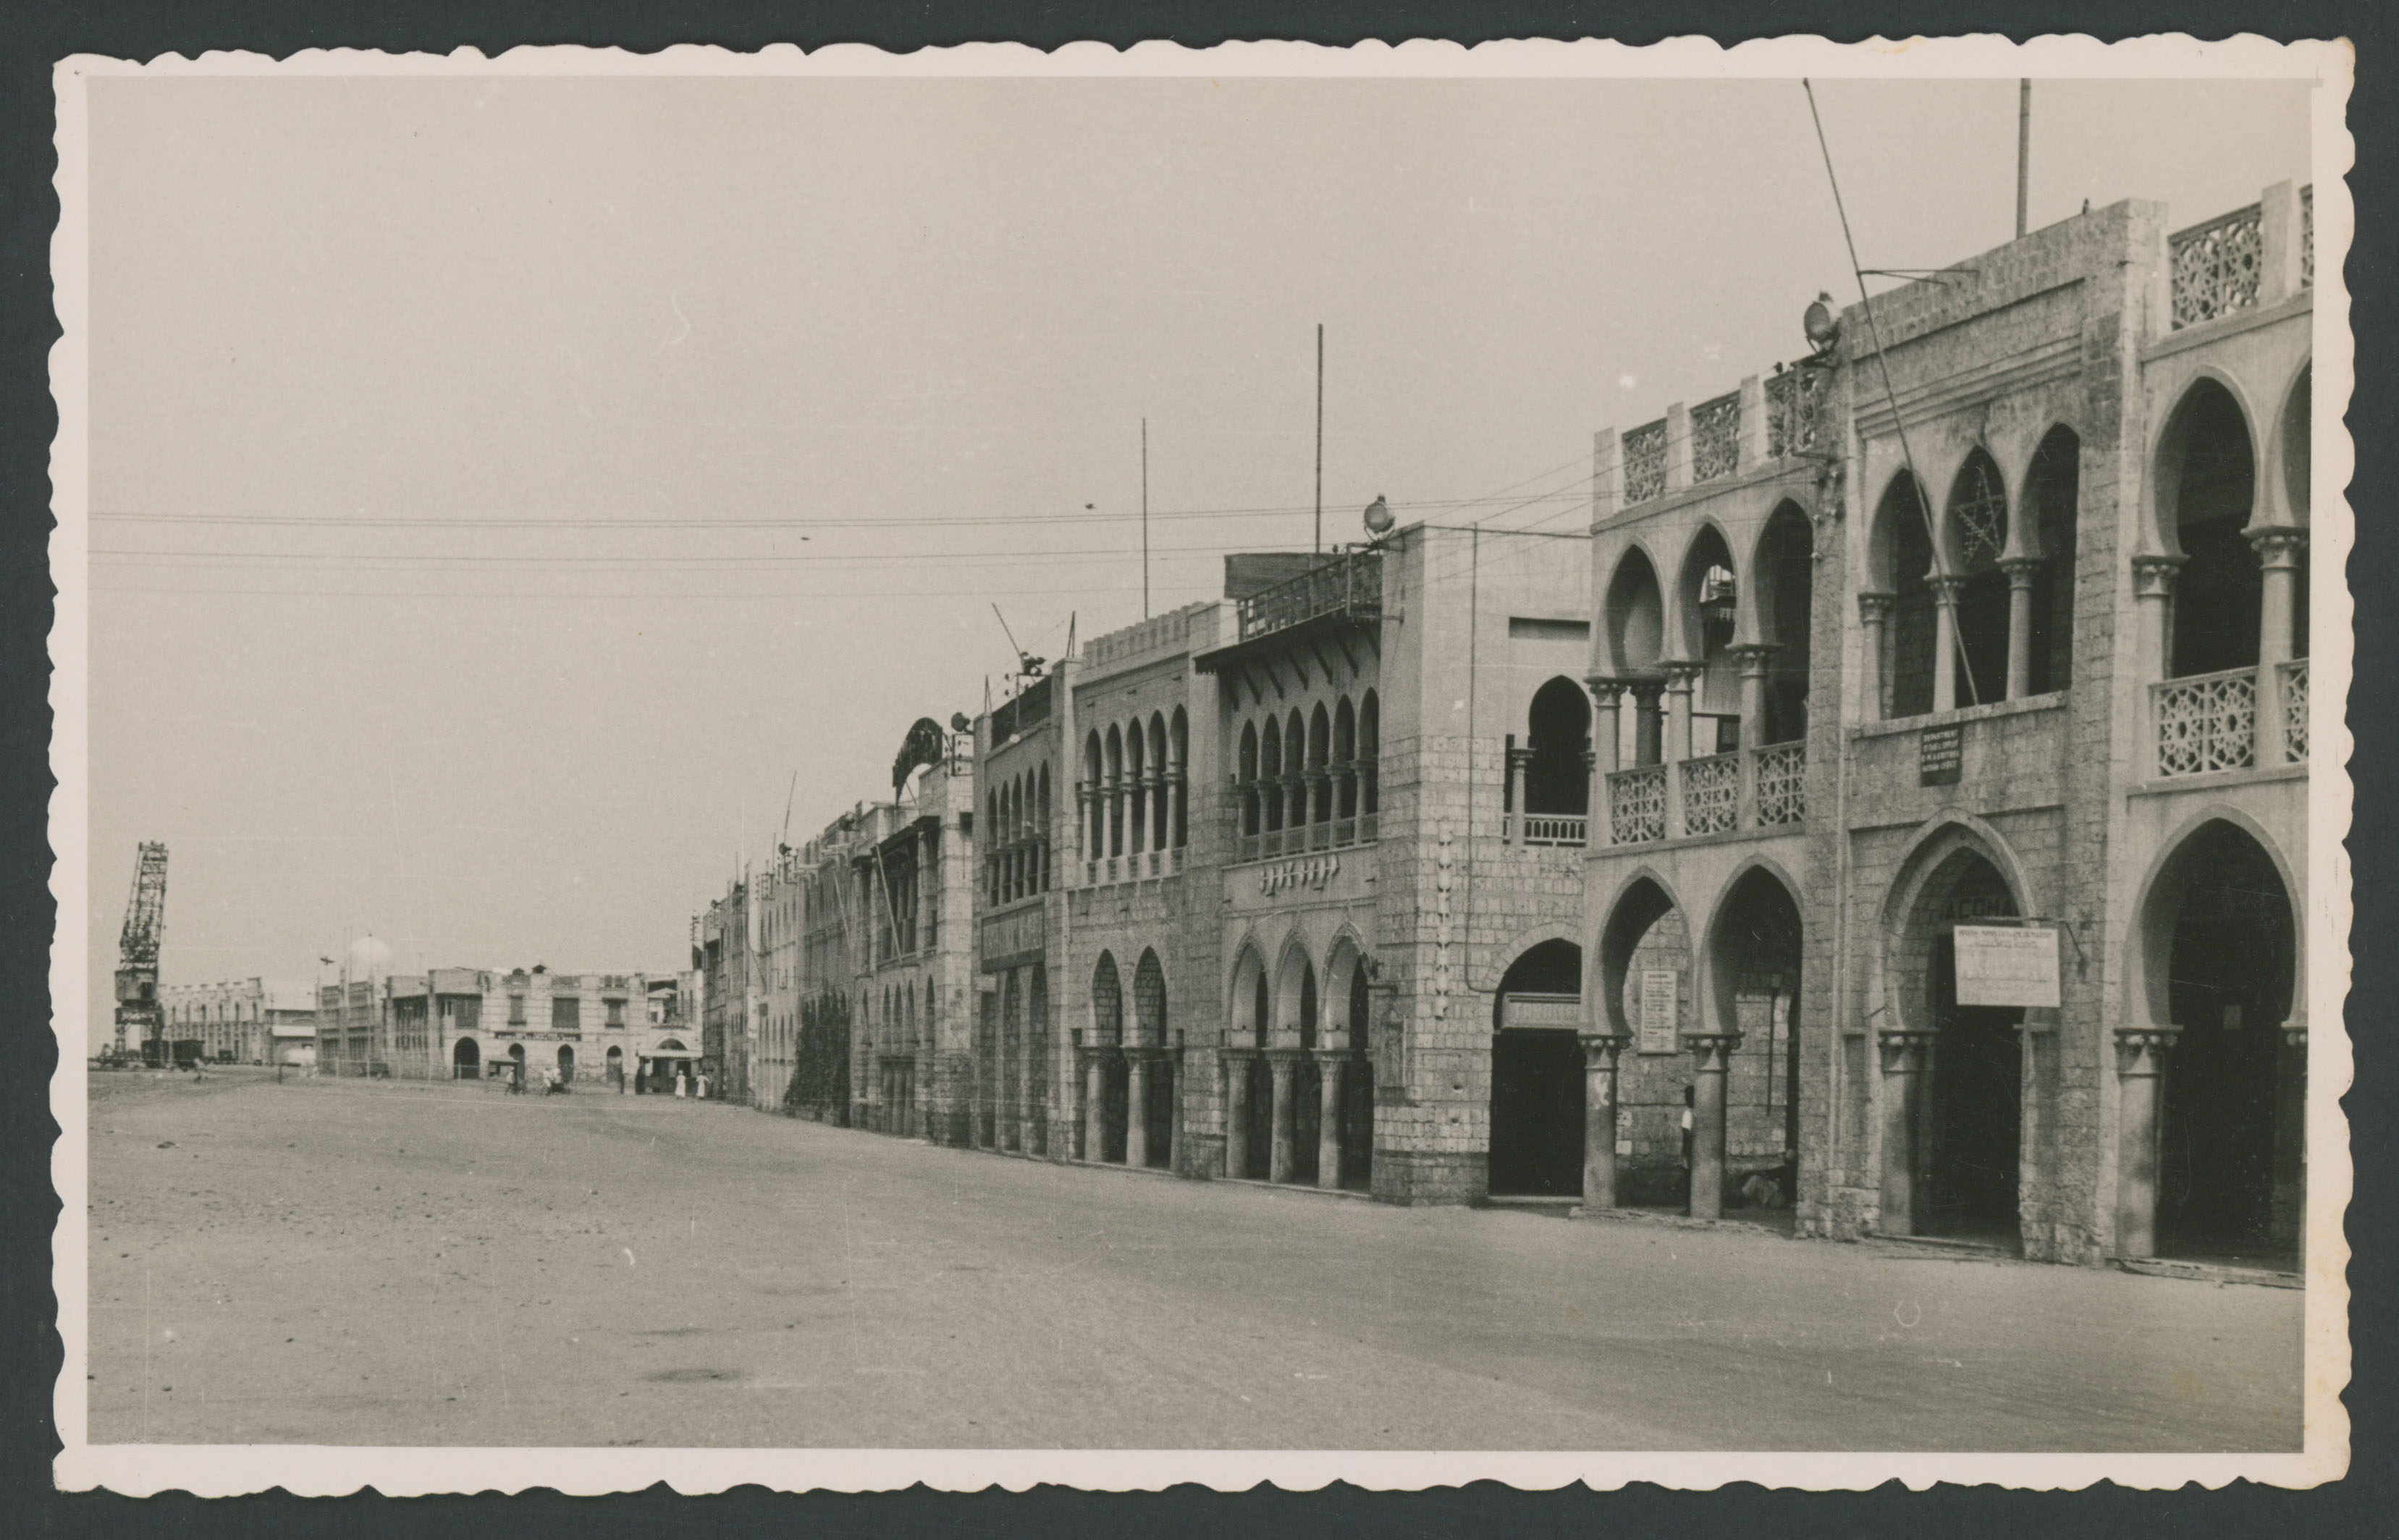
[674,1071,686,1099]
[696,1072,710,1101]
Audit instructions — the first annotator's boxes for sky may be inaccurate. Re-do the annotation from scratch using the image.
[79,68,2314,998]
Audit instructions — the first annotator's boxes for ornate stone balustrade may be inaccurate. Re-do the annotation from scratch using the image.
[1680,751,1740,835]
[1690,392,1741,483]
[1755,742,1807,826]
[1765,367,1826,459]
[2170,203,2264,329]
[1606,765,1666,845]
[2154,667,2257,776]
[1622,418,1668,504]
[1517,813,1588,847]
[2280,658,2309,762]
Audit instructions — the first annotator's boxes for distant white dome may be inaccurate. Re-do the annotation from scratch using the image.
[346,935,393,977]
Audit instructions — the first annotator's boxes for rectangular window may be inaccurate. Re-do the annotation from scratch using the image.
[605,998,625,1027]
[508,994,527,1025]
[553,997,581,1032]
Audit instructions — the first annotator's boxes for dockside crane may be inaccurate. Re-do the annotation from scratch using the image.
[113,842,168,1062]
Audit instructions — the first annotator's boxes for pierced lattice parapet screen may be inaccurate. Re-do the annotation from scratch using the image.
[2154,668,2257,775]
[2170,203,2264,329]
[1622,418,1668,504]
[1680,752,1740,835]
[2280,658,2309,761]
[1607,765,1665,844]
[1765,368,1825,460]
[1755,743,1807,826]
[1690,392,1741,483]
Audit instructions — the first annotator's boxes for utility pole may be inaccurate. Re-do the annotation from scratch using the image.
[2016,79,2031,239]
[1314,323,1325,555]
[1141,417,1150,619]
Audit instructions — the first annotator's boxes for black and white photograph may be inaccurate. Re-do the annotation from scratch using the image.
[50,36,2350,1494]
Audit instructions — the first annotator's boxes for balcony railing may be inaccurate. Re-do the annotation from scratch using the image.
[1517,813,1588,847]
[1766,367,1826,459]
[2281,658,2309,761]
[1607,766,1666,845]
[2170,203,2264,329]
[1755,742,1808,826]
[1622,418,1668,504]
[1690,392,1741,483]
[1681,752,1740,836]
[2154,667,2257,775]
[1235,549,1383,642]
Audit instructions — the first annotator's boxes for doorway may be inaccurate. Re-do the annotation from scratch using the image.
[1487,939,1585,1198]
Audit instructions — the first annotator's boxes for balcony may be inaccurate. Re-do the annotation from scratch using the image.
[2169,184,2312,331]
[1234,549,1383,643]
[1603,745,1809,846]
[1516,813,1588,847]
[2152,660,2308,778]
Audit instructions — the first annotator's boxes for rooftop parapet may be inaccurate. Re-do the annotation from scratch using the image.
[1233,547,1382,643]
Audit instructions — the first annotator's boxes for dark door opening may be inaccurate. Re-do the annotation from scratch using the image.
[2159,825,2296,1265]
[1243,1055,1274,1179]
[1488,1029,1585,1196]
[1925,933,2022,1243]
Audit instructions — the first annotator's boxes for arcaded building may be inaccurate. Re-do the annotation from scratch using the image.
[1573,182,2317,1268]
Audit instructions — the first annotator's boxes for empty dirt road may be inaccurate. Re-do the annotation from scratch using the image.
[84,1070,2303,1450]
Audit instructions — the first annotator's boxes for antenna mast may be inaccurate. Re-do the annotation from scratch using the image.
[2016,79,2031,238]
[1314,323,1325,555]
[1141,418,1151,619]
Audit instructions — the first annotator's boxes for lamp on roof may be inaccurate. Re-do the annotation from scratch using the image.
[1803,291,1842,355]
[1362,494,1394,537]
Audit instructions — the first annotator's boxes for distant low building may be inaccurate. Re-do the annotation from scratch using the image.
[334,963,678,1087]
[159,978,317,1064]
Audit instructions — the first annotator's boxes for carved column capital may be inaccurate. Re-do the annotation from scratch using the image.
[2114,1025,2182,1075]
[1857,591,1896,624]
[1578,1033,1632,1072]
[1584,677,1629,705]
[1877,1028,1938,1074]
[1662,661,1706,693]
[1728,642,1779,674]
[2248,526,2309,569]
[2131,553,2188,598]
[1685,1031,1742,1073]
[1999,555,2044,587]
[2282,1020,2309,1050]
[1928,573,1970,606]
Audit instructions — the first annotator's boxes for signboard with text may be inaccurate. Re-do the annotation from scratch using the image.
[1636,970,1679,1054]
[1952,924,2061,1008]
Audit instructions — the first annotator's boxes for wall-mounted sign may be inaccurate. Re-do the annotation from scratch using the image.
[1636,969,1679,1054]
[979,905,1047,972]
[1952,924,2061,1009]
[1919,724,1964,785]
[1501,992,1581,1030]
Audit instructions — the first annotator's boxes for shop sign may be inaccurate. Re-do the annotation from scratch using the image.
[1953,924,2061,1008]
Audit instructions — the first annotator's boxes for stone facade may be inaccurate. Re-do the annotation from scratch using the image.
[687,182,2322,1274]
[159,978,316,1065]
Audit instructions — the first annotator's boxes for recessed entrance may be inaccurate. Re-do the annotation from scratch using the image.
[1487,939,1585,1198]
[452,1036,480,1080]
[2154,821,2298,1266]
[1921,857,2023,1243]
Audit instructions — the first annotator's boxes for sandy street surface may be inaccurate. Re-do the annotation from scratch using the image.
[83,1069,2302,1450]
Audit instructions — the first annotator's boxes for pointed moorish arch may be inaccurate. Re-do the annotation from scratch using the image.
[1871,813,2042,1037]
[1594,866,1691,1040]
[2123,801,2306,1032]
[1228,939,1270,1047]
[1695,852,1808,1036]
[1270,933,1320,1049]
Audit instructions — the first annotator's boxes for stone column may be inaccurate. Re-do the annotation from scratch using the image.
[1505,746,1532,843]
[2002,557,2042,701]
[2131,555,2187,775]
[1686,1032,1741,1220]
[1731,643,1774,829]
[1125,1046,1152,1167]
[1170,772,1187,855]
[1857,593,1894,722]
[1082,1044,1108,1164]
[1663,664,1700,839]
[1876,1030,1936,1236]
[1076,785,1092,866]
[916,826,936,954]
[1579,1033,1631,1210]
[2274,1019,2308,1256]
[1631,682,1664,767]
[1314,1049,1346,1189]
[1166,1040,1184,1175]
[1930,575,1967,714]
[2113,1026,2180,1259]
[1223,1049,1254,1179]
[1588,680,1623,776]
[2252,529,2306,766]
[1268,1047,1302,1184]
[1582,748,1603,847]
